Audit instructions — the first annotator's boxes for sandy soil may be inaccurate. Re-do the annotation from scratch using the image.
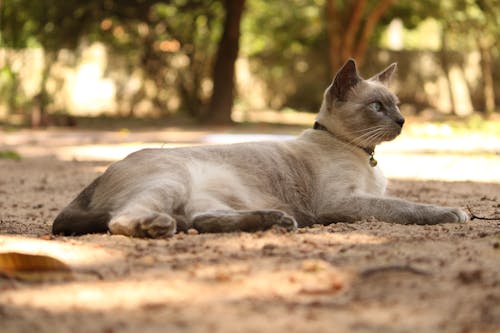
[1,129,500,333]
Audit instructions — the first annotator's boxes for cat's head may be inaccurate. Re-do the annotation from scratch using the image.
[316,59,405,148]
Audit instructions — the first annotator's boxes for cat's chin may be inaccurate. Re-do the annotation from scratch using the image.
[374,131,401,145]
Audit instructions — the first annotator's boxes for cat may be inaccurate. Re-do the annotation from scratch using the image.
[52,59,468,238]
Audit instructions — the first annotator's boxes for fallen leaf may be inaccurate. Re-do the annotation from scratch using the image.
[0,252,73,282]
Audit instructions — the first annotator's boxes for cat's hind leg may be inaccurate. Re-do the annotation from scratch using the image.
[185,189,297,233]
[108,186,186,238]
[192,210,298,233]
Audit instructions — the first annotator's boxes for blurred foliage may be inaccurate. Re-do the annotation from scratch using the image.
[387,0,499,52]
[242,0,325,58]
[0,0,225,117]
[0,0,498,122]
[241,0,329,110]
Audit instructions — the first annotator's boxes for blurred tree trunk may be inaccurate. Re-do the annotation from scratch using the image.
[477,38,495,115]
[31,52,55,128]
[439,27,457,116]
[325,0,392,73]
[206,0,245,124]
[325,0,343,72]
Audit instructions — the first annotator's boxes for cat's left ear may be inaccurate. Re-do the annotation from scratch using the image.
[370,63,397,85]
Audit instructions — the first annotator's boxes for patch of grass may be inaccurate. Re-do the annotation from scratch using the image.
[0,150,21,161]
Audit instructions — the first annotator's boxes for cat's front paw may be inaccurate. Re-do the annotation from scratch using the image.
[421,207,469,224]
[276,213,298,231]
[449,208,469,223]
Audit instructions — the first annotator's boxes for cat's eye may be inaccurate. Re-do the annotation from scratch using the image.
[369,102,382,112]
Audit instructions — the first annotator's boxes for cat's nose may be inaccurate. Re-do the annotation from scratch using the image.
[395,117,405,127]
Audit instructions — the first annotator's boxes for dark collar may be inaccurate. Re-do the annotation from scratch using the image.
[313,121,378,167]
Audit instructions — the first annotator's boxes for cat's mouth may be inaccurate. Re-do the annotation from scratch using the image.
[380,127,402,142]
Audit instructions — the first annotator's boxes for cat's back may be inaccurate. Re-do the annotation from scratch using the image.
[95,139,310,193]
[114,138,306,173]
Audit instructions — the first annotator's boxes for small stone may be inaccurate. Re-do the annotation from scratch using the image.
[139,255,156,266]
[457,269,482,284]
[187,228,199,235]
[215,271,231,282]
[262,243,277,252]
[39,234,54,240]
[302,259,329,272]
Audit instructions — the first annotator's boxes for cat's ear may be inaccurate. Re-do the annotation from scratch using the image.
[327,58,362,102]
[370,63,397,85]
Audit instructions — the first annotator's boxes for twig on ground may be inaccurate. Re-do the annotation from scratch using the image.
[360,265,431,278]
[466,205,500,221]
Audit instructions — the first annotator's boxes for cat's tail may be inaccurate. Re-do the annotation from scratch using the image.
[52,208,111,236]
[52,175,111,236]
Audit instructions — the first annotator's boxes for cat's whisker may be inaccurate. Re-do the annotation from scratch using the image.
[370,129,393,145]
[355,128,391,147]
[350,134,375,147]
[348,125,386,135]
[350,127,385,146]
[354,129,382,141]
[351,126,384,139]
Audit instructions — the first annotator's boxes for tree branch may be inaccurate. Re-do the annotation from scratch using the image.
[342,0,367,61]
[354,0,393,66]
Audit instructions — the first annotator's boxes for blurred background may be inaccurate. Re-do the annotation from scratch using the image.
[0,0,499,181]
[1,0,499,124]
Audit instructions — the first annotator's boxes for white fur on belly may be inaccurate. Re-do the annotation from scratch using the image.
[184,160,264,217]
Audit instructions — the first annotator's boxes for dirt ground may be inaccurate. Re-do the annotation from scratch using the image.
[1,127,500,333]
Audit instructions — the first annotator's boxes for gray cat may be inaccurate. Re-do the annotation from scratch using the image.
[52,59,468,238]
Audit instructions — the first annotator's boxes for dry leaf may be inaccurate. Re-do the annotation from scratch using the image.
[0,252,73,282]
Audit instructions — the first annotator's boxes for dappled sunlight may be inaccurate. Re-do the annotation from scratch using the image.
[55,133,298,161]
[0,231,387,314]
[384,134,499,154]
[202,133,295,144]
[345,303,446,331]
[206,231,389,254]
[374,123,500,182]
[55,142,192,161]
[379,153,500,183]
[0,258,349,313]
[0,235,123,268]
[232,109,316,125]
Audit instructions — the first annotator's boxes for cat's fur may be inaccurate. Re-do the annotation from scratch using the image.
[53,59,468,238]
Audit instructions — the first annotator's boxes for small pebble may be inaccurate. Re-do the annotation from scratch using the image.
[139,255,156,265]
[187,228,199,235]
[457,269,482,284]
